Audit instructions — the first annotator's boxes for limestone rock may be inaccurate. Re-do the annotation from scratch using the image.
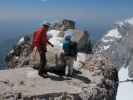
[0,55,119,100]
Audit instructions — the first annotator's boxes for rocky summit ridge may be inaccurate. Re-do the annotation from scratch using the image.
[0,19,119,100]
[95,17,133,78]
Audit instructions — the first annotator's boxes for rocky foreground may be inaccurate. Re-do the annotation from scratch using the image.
[0,54,118,100]
[1,19,119,100]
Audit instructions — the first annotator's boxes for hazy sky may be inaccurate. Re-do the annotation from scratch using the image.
[0,0,133,22]
[0,0,133,40]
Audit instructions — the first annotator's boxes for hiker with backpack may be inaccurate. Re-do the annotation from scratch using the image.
[63,35,78,77]
[32,23,54,78]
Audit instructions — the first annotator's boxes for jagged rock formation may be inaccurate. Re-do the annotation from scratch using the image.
[5,36,32,68]
[5,20,90,69]
[0,54,118,100]
[95,17,133,78]
[50,19,75,31]
[3,19,119,100]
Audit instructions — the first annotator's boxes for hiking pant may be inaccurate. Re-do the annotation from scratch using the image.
[65,56,74,76]
[38,50,47,74]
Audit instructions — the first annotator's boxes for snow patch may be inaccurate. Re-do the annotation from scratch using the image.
[105,29,122,39]
[49,37,63,48]
[17,37,25,45]
[118,67,128,81]
[125,17,133,25]
[116,21,124,27]
[9,49,14,54]
[101,38,114,43]
[117,82,133,100]
[116,17,133,28]
[48,30,63,48]
[103,45,111,50]
[47,30,60,38]
[117,67,133,100]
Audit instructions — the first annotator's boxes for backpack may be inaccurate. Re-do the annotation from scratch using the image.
[70,41,78,57]
[63,40,77,57]
[63,40,71,55]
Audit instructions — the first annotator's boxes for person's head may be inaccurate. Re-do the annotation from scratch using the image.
[65,35,71,41]
[42,23,50,31]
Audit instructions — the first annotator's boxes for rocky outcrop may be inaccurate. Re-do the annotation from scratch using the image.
[50,19,75,31]
[3,19,119,100]
[0,54,118,100]
[5,36,33,69]
[95,17,133,78]
[5,20,91,69]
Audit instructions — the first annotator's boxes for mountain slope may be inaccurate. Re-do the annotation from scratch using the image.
[95,17,133,78]
[0,38,19,69]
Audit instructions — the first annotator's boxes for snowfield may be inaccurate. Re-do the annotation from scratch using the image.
[100,17,133,100]
[47,30,60,38]
[17,37,25,45]
[125,17,133,25]
[105,28,122,39]
[101,38,114,43]
[48,30,64,48]
[117,67,133,100]
[103,45,111,50]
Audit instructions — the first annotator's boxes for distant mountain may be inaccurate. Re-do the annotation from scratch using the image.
[0,37,19,69]
[95,17,133,78]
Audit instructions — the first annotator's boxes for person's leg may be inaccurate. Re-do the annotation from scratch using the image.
[42,52,47,74]
[68,57,74,76]
[65,56,73,76]
[39,51,47,75]
[65,56,69,76]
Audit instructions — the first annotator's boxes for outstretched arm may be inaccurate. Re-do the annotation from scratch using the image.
[48,41,54,47]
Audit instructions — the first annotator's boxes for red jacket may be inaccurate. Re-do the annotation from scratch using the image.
[33,27,49,49]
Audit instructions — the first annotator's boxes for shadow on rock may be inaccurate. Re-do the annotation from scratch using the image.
[72,74,91,84]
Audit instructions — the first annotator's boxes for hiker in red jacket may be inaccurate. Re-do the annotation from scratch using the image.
[32,23,54,77]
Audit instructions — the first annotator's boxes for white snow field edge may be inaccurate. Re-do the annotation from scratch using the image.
[105,28,122,39]
[117,67,133,100]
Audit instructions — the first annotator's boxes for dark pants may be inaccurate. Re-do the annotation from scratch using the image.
[38,49,47,74]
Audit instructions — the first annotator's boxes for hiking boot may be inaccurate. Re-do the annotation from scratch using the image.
[39,73,48,78]
[65,74,72,80]
[66,76,72,80]
[67,74,73,77]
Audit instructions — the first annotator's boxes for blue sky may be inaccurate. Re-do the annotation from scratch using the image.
[0,0,133,22]
[0,0,133,40]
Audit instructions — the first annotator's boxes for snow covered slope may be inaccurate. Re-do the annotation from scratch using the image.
[117,67,133,100]
[96,17,133,76]
[95,17,133,100]
[48,30,63,48]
